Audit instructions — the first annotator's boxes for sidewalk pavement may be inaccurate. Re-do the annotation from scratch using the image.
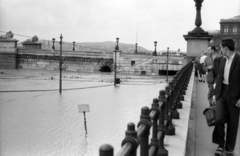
[195,80,240,156]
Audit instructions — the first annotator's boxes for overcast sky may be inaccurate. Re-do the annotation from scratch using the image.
[0,0,240,51]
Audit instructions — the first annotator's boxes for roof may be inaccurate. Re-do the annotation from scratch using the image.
[220,15,240,22]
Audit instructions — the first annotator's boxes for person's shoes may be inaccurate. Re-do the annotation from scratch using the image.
[215,146,224,156]
[226,150,234,156]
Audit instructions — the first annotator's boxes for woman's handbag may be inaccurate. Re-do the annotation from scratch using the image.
[203,106,215,126]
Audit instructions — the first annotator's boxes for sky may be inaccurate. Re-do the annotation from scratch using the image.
[0,0,240,52]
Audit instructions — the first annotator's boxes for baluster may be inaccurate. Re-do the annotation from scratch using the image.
[164,86,170,130]
[157,90,168,156]
[137,107,151,156]
[99,144,114,156]
[165,82,175,135]
[119,123,139,156]
[172,77,180,119]
[149,98,160,156]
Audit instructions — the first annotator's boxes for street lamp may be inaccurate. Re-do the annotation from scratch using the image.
[114,37,119,86]
[73,41,75,51]
[167,47,169,83]
[153,41,157,56]
[52,38,55,50]
[134,43,138,53]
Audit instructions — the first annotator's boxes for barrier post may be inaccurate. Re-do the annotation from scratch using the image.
[138,107,151,156]
[157,90,168,156]
[99,144,114,156]
[150,98,160,155]
[166,81,175,135]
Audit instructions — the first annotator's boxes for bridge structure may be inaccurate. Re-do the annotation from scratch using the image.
[2,1,240,156]
[0,39,183,76]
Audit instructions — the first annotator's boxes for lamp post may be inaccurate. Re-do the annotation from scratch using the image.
[73,41,75,51]
[153,41,157,56]
[134,43,138,54]
[52,38,55,50]
[189,0,207,34]
[167,47,169,83]
[59,34,63,94]
[114,37,119,86]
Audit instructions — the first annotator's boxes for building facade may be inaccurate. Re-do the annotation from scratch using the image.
[209,15,240,53]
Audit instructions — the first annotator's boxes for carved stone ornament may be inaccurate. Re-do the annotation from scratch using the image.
[23,35,39,43]
[189,0,208,35]
[0,31,14,39]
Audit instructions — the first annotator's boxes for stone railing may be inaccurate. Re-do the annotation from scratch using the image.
[99,61,194,156]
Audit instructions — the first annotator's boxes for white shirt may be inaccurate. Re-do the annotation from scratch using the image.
[223,53,236,85]
[200,55,207,64]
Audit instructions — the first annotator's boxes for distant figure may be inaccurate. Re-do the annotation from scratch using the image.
[212,38,240,156]
[199,51,207,82]
[192,57,201,80]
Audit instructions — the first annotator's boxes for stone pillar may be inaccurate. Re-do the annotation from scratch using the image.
[21,35,42,49]
[0,39,19,69]
[183,0,212,65]
[22,42,42,49]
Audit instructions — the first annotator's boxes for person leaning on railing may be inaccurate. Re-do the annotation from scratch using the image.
[192,57,201,81]
[199,51,207,82]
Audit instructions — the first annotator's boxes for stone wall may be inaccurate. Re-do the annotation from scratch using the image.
[117,53,183,75]
[0,46,184,75]
[16,49,114,72]
[0,39,18,69]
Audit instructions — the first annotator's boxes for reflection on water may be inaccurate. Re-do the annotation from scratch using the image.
[0,71,167,156]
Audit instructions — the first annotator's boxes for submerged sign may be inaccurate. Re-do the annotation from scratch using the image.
[78,104,90,113]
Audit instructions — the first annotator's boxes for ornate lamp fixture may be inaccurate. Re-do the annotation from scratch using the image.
[152,41,157,56]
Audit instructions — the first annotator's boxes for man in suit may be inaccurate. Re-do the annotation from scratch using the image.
[203,47,215,105]
[213,38,240,156]
[203,46,223,105]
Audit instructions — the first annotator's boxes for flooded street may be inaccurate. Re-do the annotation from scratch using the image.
[0,69,168,156]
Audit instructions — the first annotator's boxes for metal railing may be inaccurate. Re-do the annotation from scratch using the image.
[99,61,194,156]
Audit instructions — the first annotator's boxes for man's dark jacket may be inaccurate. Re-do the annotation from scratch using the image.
[215,53,240,105]
[213,56,223,83]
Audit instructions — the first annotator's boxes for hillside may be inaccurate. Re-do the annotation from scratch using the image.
[36,40,150,53]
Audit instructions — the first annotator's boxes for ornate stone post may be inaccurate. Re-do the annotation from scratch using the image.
[183,0,212,65]
[0,31,19,69]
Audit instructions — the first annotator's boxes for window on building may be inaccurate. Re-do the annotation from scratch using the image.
[233,27,238,33]
[131,60,135,66]
[224,27,228,33]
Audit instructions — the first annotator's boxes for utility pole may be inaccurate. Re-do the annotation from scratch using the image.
[167,47,169,83]
[59,34,63,93]
[114,37,119,86]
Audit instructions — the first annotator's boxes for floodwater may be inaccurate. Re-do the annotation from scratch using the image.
[0,69,168,156]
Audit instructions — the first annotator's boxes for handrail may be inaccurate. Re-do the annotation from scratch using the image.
[99,61,194,156]
[137,124,147,137]
[116,142,133,156]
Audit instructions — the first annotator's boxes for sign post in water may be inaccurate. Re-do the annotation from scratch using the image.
[78,104,90,134]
